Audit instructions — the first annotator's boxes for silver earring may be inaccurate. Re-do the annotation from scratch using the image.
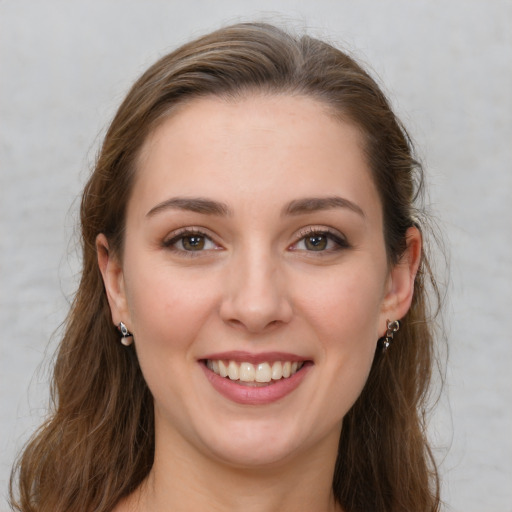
[118,322,134,346]
[380,319,400,351]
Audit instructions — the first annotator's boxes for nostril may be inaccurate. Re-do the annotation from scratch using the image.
[226,318,244,328]
[224,317,284,334]
[219,275,293,333]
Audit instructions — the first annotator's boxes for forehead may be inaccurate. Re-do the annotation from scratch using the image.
[132,94,381,221]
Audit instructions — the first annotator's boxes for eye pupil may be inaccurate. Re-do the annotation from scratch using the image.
[305,235,327,251]
[183,235,205,250]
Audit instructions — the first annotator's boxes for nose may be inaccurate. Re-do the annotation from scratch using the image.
[219,246,293,334]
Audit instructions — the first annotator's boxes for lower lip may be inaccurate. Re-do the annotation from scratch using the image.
[201,362,311,405]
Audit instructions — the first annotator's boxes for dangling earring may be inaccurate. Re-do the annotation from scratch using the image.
[380,319,400,351]
[118,322,134,346]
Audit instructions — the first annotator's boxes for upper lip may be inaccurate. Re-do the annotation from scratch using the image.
[201,351,310,364]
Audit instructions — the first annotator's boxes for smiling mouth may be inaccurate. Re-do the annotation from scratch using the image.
[204,359,306,386]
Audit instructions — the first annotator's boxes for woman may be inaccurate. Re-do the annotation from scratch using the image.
[10,22,442,512]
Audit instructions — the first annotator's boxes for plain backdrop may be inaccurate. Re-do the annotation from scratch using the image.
[1,1,511,511]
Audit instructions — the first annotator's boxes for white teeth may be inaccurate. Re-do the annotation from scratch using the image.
[206,359,304,383]
[255,362,272,383]
[218,360,228,377]
[271,361,283,380]
[228,361,239,380]
[239,362,255,382]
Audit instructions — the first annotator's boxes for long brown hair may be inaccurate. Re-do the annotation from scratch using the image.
[10,22,443,512]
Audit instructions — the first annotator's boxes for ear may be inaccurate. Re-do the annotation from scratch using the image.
[379,227,422,331]
[96,233,130,327]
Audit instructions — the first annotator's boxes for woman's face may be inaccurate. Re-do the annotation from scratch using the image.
[100,94,416,468]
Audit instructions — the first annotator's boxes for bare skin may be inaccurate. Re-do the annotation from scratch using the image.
[99,94,421,512]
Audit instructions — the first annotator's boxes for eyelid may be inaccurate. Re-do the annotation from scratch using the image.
[162,226,222,251]
[290,225,350,251]
[162,225,349,253]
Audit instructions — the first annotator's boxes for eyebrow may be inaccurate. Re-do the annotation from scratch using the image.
[146,197,231,217]
[146,195,364,219]
[283,196,365,218]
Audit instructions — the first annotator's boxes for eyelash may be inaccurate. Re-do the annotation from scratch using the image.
[162,227,220,256]
[290,227,350,253]
[162,226,349,255]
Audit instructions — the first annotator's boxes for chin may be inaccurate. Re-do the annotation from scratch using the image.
[209,439,301,469]
[195,416,319,469]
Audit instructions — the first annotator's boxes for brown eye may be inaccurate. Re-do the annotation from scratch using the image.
[164,230,218,252]
[304,234,328,251]
[291,229,349,253]
[182,235,206,251]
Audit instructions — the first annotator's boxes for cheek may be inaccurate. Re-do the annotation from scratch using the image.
[122,263,221,414]
[123,260,220,356]
[272,269,384,440]
[297,265,386,342]
[295,262,386,397]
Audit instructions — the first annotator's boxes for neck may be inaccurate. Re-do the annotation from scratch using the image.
[122,424,343,512]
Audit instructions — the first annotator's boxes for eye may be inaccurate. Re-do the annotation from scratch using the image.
[291,228,349,253]
[163,229,219,252]
[302,233,330,251]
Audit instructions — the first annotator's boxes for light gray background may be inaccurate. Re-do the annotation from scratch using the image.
[1,1,511,511]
